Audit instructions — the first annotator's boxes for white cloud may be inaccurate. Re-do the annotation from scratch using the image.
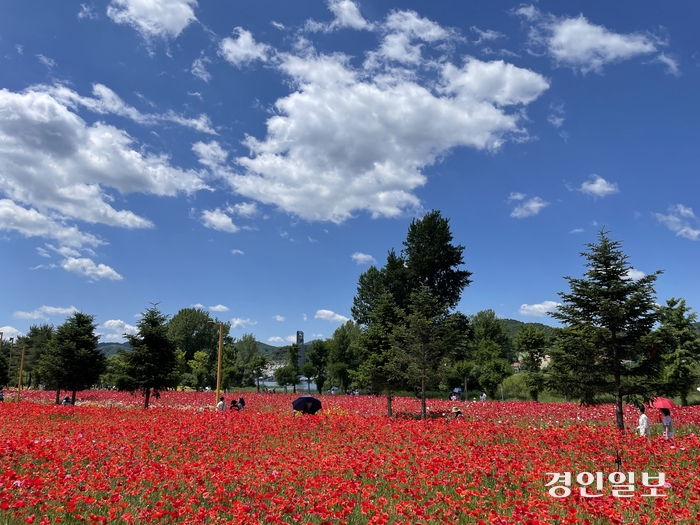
[654,53,681,77]
[201,209,239,233]
[231,249,244,255]
[62,257,124,281]
[511,197,549,218]
[227,202,258,217]
[191,56,212,82]
[219,28,271,67]
[569,228,584,234]
[273,315,285,322]
[303,314,307,321]
[107,0,198,40]
[102,319,138,335]
[225,44,548,223]
[78,4,98,20]
[0,326,22,340]
[579,175,619,197]
[519,300,560,317]
[471,26,504,45]
[271,21,285,31]
[351,252,376,265]
[14,305,78,320]
[655,204,700,241]
[518,8,658,74]
[311,333,324,339]
[547,103,565,128]
[15,45,23,55]
[209,304,229,312]
[307,0,372,33]
[268,336,284,343]
[507,192,526,201]
[315,309,349,323]
[193,140,228,169]
[191,303,204,308]
[37,247,51,258]
[46,82,218,134]
[0,200,102,249]
[37,54,57,69]
[0,87,209,235]
[231,317,257,329]
[625,268,645,281]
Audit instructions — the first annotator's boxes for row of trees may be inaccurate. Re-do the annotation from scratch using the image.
[272,213,699,429]
[3,210,698,426]
[1,306,274,408]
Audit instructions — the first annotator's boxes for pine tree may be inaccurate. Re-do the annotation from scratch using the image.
[38,312,104,404]
[548,230,663,430]
[117,305,178,408]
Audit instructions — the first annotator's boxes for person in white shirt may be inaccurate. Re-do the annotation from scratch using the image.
[637,406,650,438]
[216,396,225,411]
[480,392,487,402]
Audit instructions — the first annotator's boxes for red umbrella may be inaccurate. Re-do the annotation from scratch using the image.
[648,397,676,409]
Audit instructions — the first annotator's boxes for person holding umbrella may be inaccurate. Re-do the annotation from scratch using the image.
[292,395,322,415]
[661,408,674,439]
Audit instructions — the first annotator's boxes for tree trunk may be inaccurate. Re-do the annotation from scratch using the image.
[681,393,688,407]
[464,376,467,401]
[386,390,393,418]
[71,390,77,405]
[256,377,260,393]
[55,389,60,404]
[421,361,427,420]
[144,388,151,409]
[307,381,311,394]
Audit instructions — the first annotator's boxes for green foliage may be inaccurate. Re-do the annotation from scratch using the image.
[328,321,361,392]
[233,333,264,387]
[167,308,222,364]
[0,343,8,386]
[188,351,210,389]
[402,210,472,310]
[547,230,664,429]
[274,365,297,393]
[300,362,317,393]
[514,325,548,401]
[116,305,179,408]
[38,312,105,403]
[657,298,700,406]
[472,339,513,399]
[15,324,55,388]
[306,340,329,394]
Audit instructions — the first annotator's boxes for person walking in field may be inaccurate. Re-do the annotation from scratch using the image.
[637,406,650,438]
[480,392,487,402]
[216,396,225,411]
[661,408,674,439]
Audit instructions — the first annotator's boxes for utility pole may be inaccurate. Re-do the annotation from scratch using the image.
[215,322,223,406]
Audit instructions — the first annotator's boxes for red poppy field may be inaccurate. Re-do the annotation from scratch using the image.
[2,392,700,524]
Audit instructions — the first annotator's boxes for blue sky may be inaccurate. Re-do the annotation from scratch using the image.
[1,0,698,344]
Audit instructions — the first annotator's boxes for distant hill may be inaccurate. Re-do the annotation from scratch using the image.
[499,319,559,342]
[97,341,130,357]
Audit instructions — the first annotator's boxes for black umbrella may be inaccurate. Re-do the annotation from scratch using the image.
[292,395,322,415]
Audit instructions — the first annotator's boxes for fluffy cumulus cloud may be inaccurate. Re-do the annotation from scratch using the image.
[62,257,124,281]
[209,304,229,312]
[201,209,239,233]
[102,319,138,334]
[219,28,271,67]
[517,6,660,74]
[519,300,560,317]
[107,0,199,39]
[655,204,700,241]
[218,18,549,223]
[510,197,549,218]
[351,252,376,265]
[273,315,285,322]
[306,0,372,33]
[315,309,349,323]
[0,326,23,340]
[268,336,284,343]
[14,305,78,320]
[0,85,212,279]
[579,175,619,197]
[625,268,646,281]
[231,317,257,329]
